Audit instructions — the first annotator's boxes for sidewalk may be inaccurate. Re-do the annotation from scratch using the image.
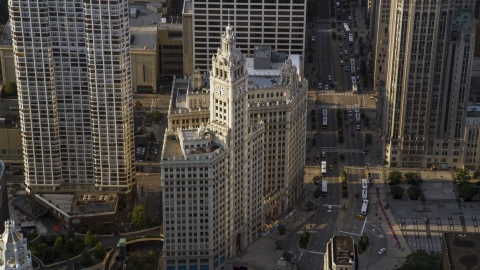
[228,174,320,270]
[364,184,411,269]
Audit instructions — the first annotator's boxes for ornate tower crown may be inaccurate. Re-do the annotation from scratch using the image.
[212,24,246,69]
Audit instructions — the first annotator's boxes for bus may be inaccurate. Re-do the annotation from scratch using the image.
[361,179,368,189]
[354,104,360,113]
[323,109,328,117]
[351,76,357,85]
[351,65,355,74]
[361,200,369,215]
[355,113,361,130]
[343,23,350,34]
[322,117,328,129]
[352,84,357,94]
[321,161,327,177]
[348,34,353,44]
[322,179,328,196]
[350,59,355,66]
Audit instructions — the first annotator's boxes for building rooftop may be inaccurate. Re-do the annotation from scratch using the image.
[0,24,11,47]
[130,26,157,50]
[162,127,223,161]
[443,233,480,269]
[129,4,162,28]
[183,0,192,14]
[36,192,117,216]
[332,236,354,266]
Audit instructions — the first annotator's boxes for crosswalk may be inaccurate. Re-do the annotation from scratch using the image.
[318,92,357,96]
[321,148,364,153]
[315,19,350,23]
[317,104,354,109]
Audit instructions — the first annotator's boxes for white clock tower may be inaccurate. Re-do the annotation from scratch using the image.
[210,23,248,135]
[207,23,264,257]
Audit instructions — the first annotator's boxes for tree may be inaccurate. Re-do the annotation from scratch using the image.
[94,242,106,260]
[151,110,161,123]
[65,238,75,254]
[53,236,64,256]
[365,133,373,145]
[331,32,337,40]
[3,80,17,96]
[473,168,480,180]
[400,250,441,270]
[388,170,402,185]
[458,184,477,201]
[80,249,93,267]
[132,205,147,228]
[407,186,422,199]
[278,225,286,235]
[282,251,293,262]
[313,188,321,199]
[43,247,56,264]
[305,200,314,211]
[404,172,421,186]
[390,185,405,199]
[360,60,367,74]
[455,168,471,185]
[339,153,346,162]
[134,100,143,110]
[84,231,93,246]
[146,250,155,264]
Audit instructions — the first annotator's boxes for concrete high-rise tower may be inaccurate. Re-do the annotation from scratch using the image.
[181,0,307,73]
[379,0,476,168]
[8,0,135,219]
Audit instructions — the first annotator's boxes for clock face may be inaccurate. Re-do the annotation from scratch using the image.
[216,85,225,97]
[236,83,245,96]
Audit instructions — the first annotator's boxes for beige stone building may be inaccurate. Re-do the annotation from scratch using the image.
[378,1,477,169]
[323,236,355,270]
[163,32,307,269]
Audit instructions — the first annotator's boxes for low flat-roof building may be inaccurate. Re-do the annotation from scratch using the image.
[324,236,355,270]
[442,233,480,269]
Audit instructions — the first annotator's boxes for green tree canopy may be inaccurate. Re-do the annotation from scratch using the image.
[65,238,75,254]
[404,172,421,185]
[80,249,93,267]
[455,168,471,185]
[400,250,440,270]
[94,242,106,260]
[3,80,17,96]
[388,170,403,185]
[133,205,147,228]
[407,186,422,199]
[473,168,480,180]
[390,185,405,199]
[84,231,93,246]
[134,100,143,110]
[151,110,161,122]
[458,184,477,201]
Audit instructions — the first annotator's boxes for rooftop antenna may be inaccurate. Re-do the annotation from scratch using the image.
[228,10,231,26]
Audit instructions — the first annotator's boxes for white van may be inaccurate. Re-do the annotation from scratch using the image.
[340,60,344,66]
[361,179,367,189]
[362,189,368,199]
[336,2,340,7]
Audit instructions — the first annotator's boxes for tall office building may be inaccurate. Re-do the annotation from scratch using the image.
[182,0,307,72]
[380,0,476,168]
[161,26,307,269]
[8,0,135,222]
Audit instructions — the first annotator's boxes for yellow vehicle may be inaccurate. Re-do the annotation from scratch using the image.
[350,119,353,124]
[344,55,349,60]
[329,164,333,171]
[342,9,345,13]
[356,214,365,220]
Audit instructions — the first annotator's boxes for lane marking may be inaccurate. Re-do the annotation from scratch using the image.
[339,231,361,236]
[308,251,325,255]
[360,217,368,236]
